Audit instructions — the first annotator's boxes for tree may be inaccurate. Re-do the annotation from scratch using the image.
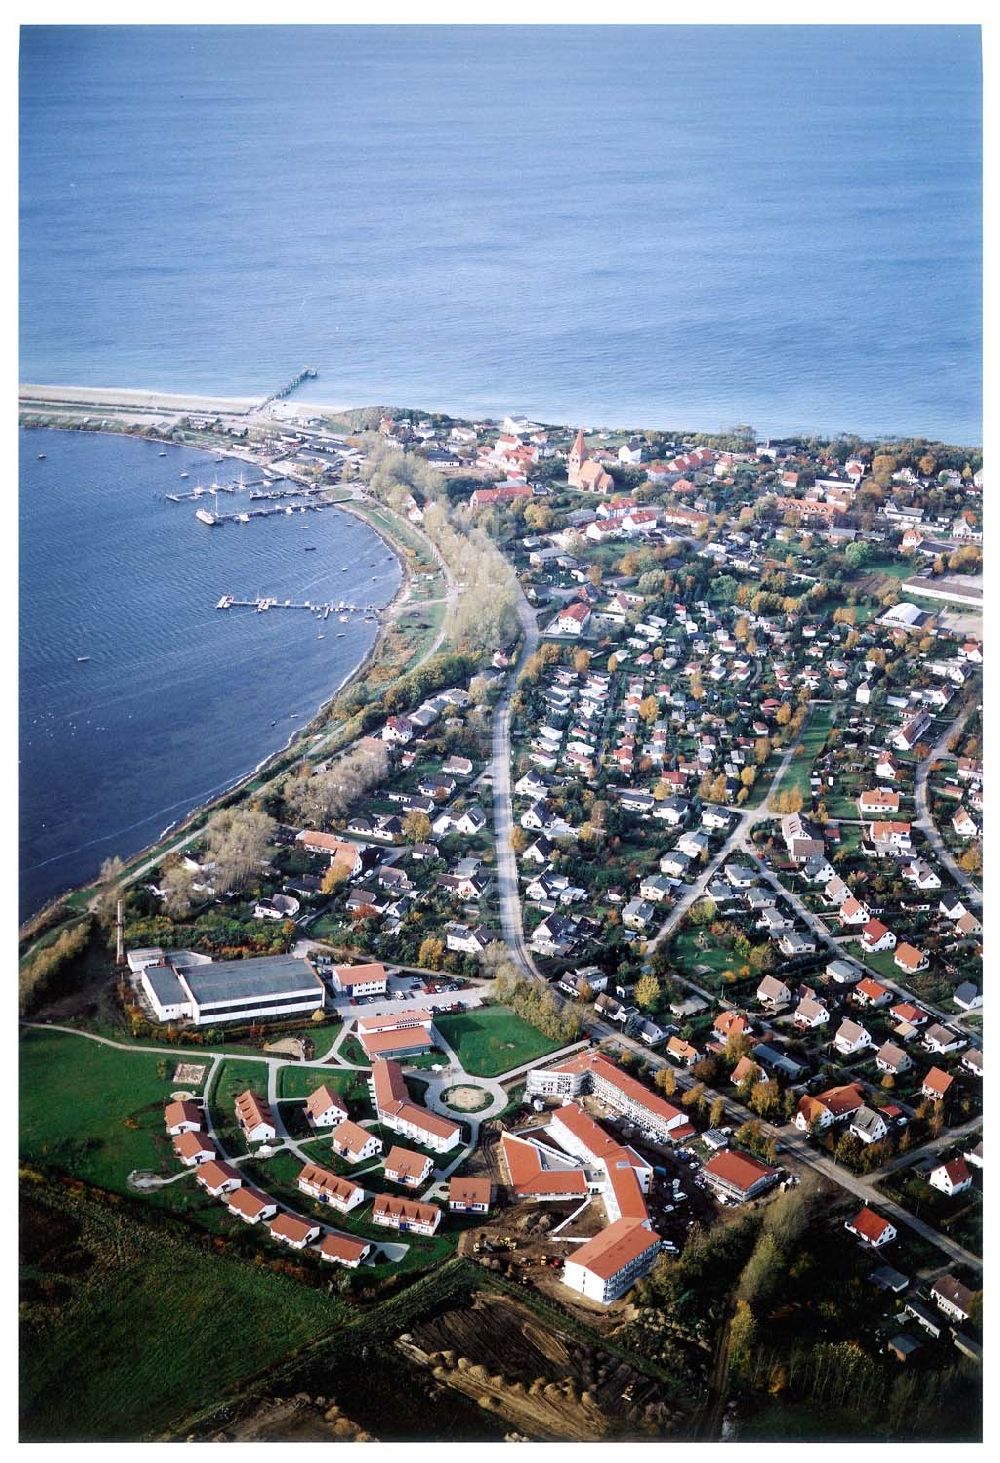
[94,855,127,926]
[635,973,661,1011]
[403,810,431,844]
[655,1065,677,1098]
[204,808,276,895]
[510,826,529,855]
[639,695,660,725]
[160,860,197,919]
[417,936,445,969]
[709,1096,726,1128]
[728,1299,758,1379]
[572,648,591,674]
[321,862,351,895]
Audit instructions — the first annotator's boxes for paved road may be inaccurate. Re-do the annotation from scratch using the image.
[490,583,544,979]
[912,699,982,907]
[646,729,804,953]
[775,1125,982,1272]
[746,851,981,1040]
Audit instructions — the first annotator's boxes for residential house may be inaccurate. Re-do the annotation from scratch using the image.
[665,1035,699,1067]
[850,1106,889,1145]
[928,1158,972,1197]
[861,919,896,953]
[235,1091,277,1145]
[227,1187,278,1225]
[172,1131,216,1166]
[383,1145,434,1188]
[845,1207,897,1248]
[268,1214,321,1251]
[332,1119,383,1164]
[855,977,891,1009]
[920,1067,954,1101]
[164,1100,203,1137]
[894,943,929,976]
[922,1024,965,1056]
[318,1233,372,1268]
[297,1162,366,1213]
[794,995,829,1030]
[875,1041,912,1076]
[834,1019,874,1056]
[196,1160,242,1198]
[794,1082,865,1132]
[448,1176,493,1214]
[756,974,792,1012]
[304,1085,349,1129]
[372,1193,442,1236]
[931,1275,976,1324]
[702,1150,780,1203]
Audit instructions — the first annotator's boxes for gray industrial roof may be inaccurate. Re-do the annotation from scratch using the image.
[184,954,321,1007]
[143,963,187,1007]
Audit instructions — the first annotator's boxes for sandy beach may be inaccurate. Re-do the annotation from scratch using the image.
[19,383,262,415]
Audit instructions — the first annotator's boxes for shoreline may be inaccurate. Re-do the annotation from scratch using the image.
[19,381,982,450]
[18,428,415,935]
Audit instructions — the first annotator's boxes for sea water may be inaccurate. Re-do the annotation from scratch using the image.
[19,429,401,916]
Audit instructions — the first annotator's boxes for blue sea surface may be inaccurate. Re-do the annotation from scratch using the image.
[19,430,401,916]
[19,24,981,443]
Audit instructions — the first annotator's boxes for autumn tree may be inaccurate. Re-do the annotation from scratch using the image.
[655,1065,677,1098]
[418,936,445,970]
[321,862,351,895]
[403,810,431,844]
[204,808,276,895]
[635,973,661,1011]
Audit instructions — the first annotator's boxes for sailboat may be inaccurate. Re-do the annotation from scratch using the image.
[196,487,221,525]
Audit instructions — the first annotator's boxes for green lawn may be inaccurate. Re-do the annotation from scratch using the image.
[276,1064,371,1106]
[433,1005,562,1077]
[20,1179,345,1442]
[208,1057,273,1153]
[771,705,834,806]
[19,1028,188,1192]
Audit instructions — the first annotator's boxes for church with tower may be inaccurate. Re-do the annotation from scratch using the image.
[567,429,614,493]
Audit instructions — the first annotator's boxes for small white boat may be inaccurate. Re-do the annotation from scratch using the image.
[195,508,217,525]
[158,450,167,457]
[76,655,90,663]
[180,472,189,479]
[237,512,250,523]
[37,452,47,460]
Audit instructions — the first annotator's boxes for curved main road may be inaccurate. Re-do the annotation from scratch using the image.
[490,585,544,980]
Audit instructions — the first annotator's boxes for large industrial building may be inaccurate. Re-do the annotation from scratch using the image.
[130,948,325,1025]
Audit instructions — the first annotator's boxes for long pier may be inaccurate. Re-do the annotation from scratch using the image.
[202,502,326,525]
[164,475,291,503]
[259,366,318,410]
[215,594,378,621]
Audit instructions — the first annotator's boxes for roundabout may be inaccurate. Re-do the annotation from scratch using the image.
[439,1083,493,1114]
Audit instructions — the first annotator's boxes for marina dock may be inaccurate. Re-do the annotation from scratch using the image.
[214,594,379,622]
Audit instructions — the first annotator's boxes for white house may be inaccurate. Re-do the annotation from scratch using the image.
[834,1019,874,1056]
[928,1158,972,1197]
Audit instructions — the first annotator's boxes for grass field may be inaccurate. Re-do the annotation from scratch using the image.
[19,1028,187,1191]
[433,1005,562,1077]
[771,705,834,806]
[276,1064,371,1105]
[208,1057,274,1153]
[669,928,739,988]
[20,1179,344,1442]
